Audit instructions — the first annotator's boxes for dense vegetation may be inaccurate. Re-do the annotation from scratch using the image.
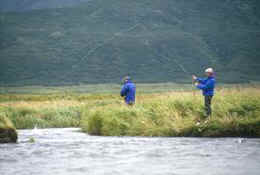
[81,88,260,137]
[0,85,259,137]
[0,0,260,85]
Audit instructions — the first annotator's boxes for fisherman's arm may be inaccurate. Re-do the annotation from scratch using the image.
[196,80,214,90]
[120,85,128,97]
[196,78,207,84]
[192,75,206,84]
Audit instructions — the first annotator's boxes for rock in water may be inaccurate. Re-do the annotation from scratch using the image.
[0,116,18,143]
[0,128,18,143]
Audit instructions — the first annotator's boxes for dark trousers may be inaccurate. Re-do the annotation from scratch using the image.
[204,95,213,116]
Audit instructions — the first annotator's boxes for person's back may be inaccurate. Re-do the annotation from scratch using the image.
[120,77,136,105]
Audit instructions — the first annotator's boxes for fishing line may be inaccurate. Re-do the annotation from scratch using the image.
[81,23,140,61]
[158,53,196,94]
[160,54,191,76]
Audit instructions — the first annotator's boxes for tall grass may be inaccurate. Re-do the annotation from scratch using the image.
[0,106,81,129]
[0,93,119,129]
[81,88,260,137]
[1,86,260,137]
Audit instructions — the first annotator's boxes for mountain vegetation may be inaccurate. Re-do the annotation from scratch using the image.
[0,0,260,85]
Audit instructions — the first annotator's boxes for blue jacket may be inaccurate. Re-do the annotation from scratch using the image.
[120,80,136,104]
[196,76,216,96]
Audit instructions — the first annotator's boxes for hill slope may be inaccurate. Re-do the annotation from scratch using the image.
[0,0,260,85]
[0,0,91,12]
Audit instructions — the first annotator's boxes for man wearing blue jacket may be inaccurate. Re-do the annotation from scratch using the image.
[120,76,136,105]
[193,68,216,117]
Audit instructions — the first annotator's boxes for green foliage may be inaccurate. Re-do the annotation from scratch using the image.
[81,88,260,137]
[3,106,80,129]
[0,0,260,86]
[0,114,15,129]
[81,111,103,135]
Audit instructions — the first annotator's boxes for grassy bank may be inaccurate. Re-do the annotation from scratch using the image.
[81,88,260,137]
[0,85,259,137]
[1,106,81,129]
[0,91,119,129]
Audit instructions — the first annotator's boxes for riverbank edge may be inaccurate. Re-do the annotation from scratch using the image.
[80,117,260,138]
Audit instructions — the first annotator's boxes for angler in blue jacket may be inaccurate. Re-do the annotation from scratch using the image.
[120,76,136,105]
[193,68,216,116]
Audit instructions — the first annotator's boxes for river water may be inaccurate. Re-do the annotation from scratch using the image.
[0,128,260,175]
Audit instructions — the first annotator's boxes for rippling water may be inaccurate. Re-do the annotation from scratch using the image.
[0,128,260,175]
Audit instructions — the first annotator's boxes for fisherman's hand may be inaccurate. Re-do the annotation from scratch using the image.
[192,75,197,81]
[195,82,199,86]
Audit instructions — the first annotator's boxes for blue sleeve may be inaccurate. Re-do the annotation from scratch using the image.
[196,78,207,84]
[120,85,128,97]
[197,79,214,90]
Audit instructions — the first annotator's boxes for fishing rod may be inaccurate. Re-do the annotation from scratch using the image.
[159,53,196,95]
[160,54,191,76]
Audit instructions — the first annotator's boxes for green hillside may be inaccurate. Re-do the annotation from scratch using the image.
[0,0,260,85]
